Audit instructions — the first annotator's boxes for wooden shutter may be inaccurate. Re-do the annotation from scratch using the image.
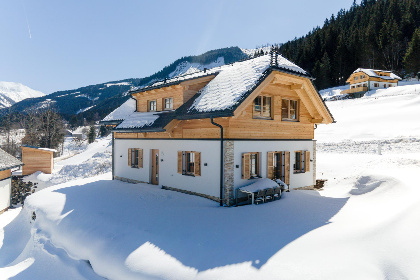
[284,151,290,185]
[304,151,310,172]
[194,152,201,176]
[177,151,183,174]
[138,149,143,168]
[267,152,274,179]
[242,153,250,179]
[128,148,132,166]
[257,152,261,176]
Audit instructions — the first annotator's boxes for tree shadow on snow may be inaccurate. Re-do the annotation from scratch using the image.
[43,181,348,272]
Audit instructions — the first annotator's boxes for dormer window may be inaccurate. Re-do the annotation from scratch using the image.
[148,100,157,112]
[253,96,271,119]
[164,97,173,110]
[282,99,299,121]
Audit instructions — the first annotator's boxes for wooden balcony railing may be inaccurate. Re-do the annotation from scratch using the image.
[341,86,368,95]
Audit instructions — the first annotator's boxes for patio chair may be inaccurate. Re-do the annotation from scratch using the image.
[254,189,266,205]
[273,187,282,200]
[265,188,275,202]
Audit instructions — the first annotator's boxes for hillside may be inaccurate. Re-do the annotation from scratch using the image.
[279,0,420,90]
[0,82,45,109]
[1,83,420,279]
[1,47,247,124]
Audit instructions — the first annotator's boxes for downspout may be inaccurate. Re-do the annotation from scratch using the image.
[210,116,224,207]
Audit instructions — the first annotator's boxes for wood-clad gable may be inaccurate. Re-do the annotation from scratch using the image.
[116,70,332,140]
[133,75,215,112]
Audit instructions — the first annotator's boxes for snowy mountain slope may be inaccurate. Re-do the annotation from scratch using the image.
[316,83,420,142]
[0,82,44,109]
[3,75,420,279]
[4,47,247,120]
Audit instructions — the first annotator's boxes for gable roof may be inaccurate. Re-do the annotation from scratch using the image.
[0,148,23,171]
[352,68,402,80]
[108,52,333,132]
[101,98,137,125]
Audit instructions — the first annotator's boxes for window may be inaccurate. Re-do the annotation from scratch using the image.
[354,76,359,81]
[388,84,392,87]
[281,99,298,121]
[361,75,366,79]
[242,152,260,179]
[148,100,157,111]
[294,150,310,173]
[253,96,271,119]
[267,151,291,184]
[164,97,173,110]
[177,151,201,176]
[128,148,143,168]
[383,84,387,88]
[374,83,379,87]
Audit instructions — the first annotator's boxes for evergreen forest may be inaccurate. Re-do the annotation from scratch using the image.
[279,0,420,89]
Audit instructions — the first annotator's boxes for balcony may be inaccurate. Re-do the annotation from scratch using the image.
[341,86,368,95]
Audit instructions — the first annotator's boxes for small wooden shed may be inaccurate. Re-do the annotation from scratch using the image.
[21,145,57,176]
[0,149,23,213]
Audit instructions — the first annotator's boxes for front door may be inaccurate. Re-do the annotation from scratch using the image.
[151,149,159,185]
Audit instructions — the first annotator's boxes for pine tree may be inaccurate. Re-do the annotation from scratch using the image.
[403,27,420,76]
[88,125,96,144]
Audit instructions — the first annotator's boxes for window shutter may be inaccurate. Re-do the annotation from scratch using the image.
[284,151,290,185]
[194,152,201,176]
[305,151,310,172]
[177,151,183,174]
[128,148,132,166]
[138,149,143,168]
[242,153,250,179]
[267,152,274,179]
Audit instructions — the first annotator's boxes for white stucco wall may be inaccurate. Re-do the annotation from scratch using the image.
[233,140,315,190]
[0,177,11,211]
[114,139,221,198]
[352,81,398,90]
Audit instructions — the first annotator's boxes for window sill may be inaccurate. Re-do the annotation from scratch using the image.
[293,171,305,174]
[282,119,299,122]
[131,166,140,169]
[249,176,262,179]
[252,117,273,120]
[182,173,195,177]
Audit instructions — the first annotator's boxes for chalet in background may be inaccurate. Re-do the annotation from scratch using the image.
[101,52,334,206]
[342,68,402,97]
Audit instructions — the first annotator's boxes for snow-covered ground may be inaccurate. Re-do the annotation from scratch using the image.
[1,83,420,279]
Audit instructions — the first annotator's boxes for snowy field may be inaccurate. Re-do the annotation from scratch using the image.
[1,83,420,279]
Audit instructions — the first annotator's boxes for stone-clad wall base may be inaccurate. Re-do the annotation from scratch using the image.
[114,176,148,184]
[161,186,220,202]
[313,140,317,186]
[223,140,234,206]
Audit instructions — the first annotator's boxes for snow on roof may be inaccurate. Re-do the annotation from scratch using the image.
[22,145,57,153]
[102,98,136,122]
[0,148,23,171]
[239,178,280,193]
[116,111,163,129]
[188,54,307,113]
[354,68,402,80]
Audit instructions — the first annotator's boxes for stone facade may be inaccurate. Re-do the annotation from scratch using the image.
[114,176,147,184]
[223,140,235,206]
[313,140,317,185]
[161,185,220,202]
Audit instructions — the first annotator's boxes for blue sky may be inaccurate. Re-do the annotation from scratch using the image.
[0,0,357,94]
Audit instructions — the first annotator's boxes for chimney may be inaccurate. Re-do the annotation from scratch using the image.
[204,68,207,73]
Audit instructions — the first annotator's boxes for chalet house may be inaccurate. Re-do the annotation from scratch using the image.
[342,68,402,96]
[0,149,23,214]
[101,53,334,206]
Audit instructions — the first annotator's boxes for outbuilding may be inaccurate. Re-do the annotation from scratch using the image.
[0,148,23,214]
[21,145,57,176]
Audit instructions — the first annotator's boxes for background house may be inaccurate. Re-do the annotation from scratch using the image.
[0,148,23,214]
[342,68,402,97]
